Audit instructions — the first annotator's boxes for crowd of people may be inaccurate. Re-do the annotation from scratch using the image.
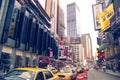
[94,60,120,73]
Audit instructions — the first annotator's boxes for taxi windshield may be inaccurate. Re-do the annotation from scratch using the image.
[60,67,73,73]
[3,70,35,80]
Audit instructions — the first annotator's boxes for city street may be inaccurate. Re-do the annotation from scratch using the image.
[88,69,120,80]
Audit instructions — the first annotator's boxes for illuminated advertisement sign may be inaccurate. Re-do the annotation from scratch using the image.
[99,3,114,32]
[92,3,103,30]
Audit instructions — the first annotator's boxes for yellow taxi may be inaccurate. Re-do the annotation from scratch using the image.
[50,69,58,74]
[55,67,77,80]
[2,67,59,80]
[46,66,58,74]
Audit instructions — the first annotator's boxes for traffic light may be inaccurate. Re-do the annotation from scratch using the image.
[96,49,105,63]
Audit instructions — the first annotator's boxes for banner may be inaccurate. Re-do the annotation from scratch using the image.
[29,18,36,48]
[43,31,47,53]
[37,27,44,54]
[8,1,21,40]
[13,8,21,48]
[1,0,15,43]
[41,30,46,55]
[36,24,42,50]
[15,7,25,48]
[33,21,39,53]
[25,15,33,51]
[0,0,2,8]
[20,10,30,44]
[92,3,103,30]
[0,0,9,43]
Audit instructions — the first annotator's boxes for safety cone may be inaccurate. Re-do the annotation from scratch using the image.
[83,73,88,78]
[77,74,84,80]
[83,69,88,78]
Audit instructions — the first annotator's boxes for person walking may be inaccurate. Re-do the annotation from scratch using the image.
[118,60,120,72]
[113,64,117,72]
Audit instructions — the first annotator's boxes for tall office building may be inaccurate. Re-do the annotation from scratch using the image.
[57,0,65,37]
[45,0,58,37]
[69,37,84,66]
[81,33,93,65]
[45,0,65,38]
[67,3,81,38]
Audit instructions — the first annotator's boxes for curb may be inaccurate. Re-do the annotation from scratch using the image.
[97,69,120,77]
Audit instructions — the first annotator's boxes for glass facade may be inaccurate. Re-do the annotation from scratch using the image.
[67,3,81,38]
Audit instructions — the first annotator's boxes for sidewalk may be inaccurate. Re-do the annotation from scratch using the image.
[0,71,5,77]
[99,69,120,77]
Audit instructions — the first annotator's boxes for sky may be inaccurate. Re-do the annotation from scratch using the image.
[62,0,98,56]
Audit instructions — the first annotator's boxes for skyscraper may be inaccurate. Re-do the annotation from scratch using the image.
[45,0,65,38]
[67,3,81,38]
[81,33,93,65]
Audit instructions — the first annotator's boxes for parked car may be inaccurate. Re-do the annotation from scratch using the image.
[1,67,59,80]
[55,67,77,80]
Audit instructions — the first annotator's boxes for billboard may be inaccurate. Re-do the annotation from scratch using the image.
[99,3,114,32]
[92,3,103,30]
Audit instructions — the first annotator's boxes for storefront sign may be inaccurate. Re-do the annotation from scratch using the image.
[26,52,30,57]
[2,46,12,54]
[16,50,22,56]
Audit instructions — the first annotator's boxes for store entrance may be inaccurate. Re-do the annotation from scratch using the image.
[15,55,22,68]
[25,57,29,67]
[0,52,11,73]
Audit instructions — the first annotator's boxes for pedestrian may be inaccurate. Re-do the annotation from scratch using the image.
[102,65,106,72]
[118,60,120,72]
[113,64,117,72]
[10,64,14,71]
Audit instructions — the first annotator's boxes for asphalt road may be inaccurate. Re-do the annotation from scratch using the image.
[88,69,120,80]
